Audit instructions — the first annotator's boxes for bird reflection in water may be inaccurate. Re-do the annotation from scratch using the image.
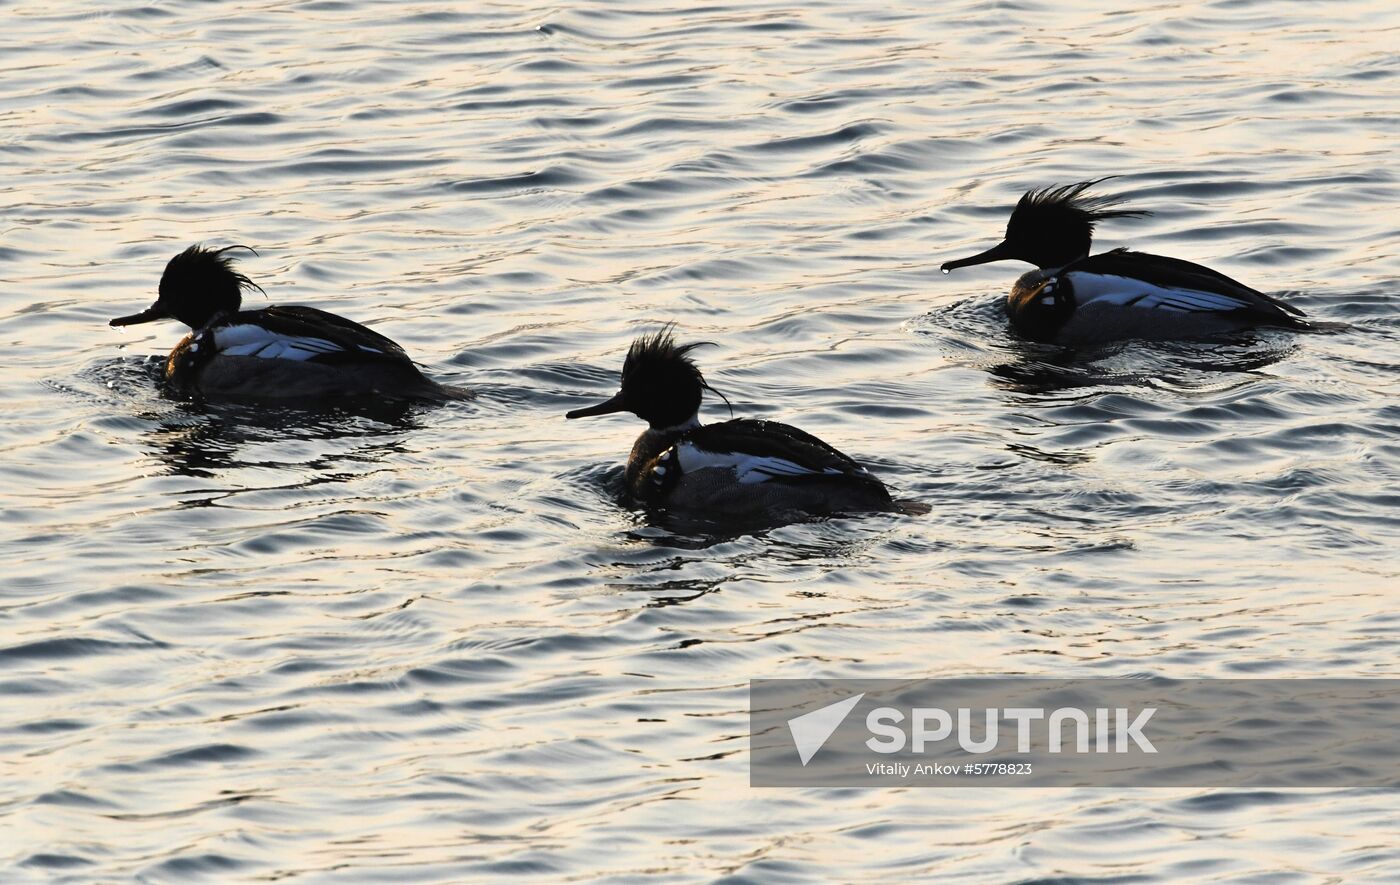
[985,331,1300,396]
[139,396,425,480]
[584,503,897,616]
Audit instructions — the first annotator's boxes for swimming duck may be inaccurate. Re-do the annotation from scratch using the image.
[940,179,1309,344]
[111,244,454,400]
[566,328,898,518]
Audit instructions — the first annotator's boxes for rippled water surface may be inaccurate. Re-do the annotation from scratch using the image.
[3,0,1399,881]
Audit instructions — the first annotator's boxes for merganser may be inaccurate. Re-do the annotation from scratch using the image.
[940,179,1310,343]
[565,328,900,519]
[110,244,458,401]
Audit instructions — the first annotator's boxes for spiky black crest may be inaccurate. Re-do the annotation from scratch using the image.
[993,178,1148,268]
[1011,178,1149,234]
[941,178,1151,272]
[620,325,730,426]
[149,243,267,329]
[161,244,266,301]
[622,326,708,384]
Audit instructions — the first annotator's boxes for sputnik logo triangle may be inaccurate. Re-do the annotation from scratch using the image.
[787,693,864,765]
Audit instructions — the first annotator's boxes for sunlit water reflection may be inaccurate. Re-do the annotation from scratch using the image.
[2,0,1398,880]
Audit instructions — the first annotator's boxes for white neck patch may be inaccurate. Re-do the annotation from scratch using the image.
[651,413,701,433]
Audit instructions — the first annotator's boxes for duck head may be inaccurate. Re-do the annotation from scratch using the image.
[566,327,723,430]
[110,244,263,330]
[941,179,1148,272]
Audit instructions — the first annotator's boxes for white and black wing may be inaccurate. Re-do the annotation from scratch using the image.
[1067,250,1306,323]
[678,419,878,485]
[210,306,415,366]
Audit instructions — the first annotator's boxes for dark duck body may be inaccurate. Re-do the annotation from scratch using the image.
[566,329,899,519]
[110,245,454,401]
[940,180,1309,344]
